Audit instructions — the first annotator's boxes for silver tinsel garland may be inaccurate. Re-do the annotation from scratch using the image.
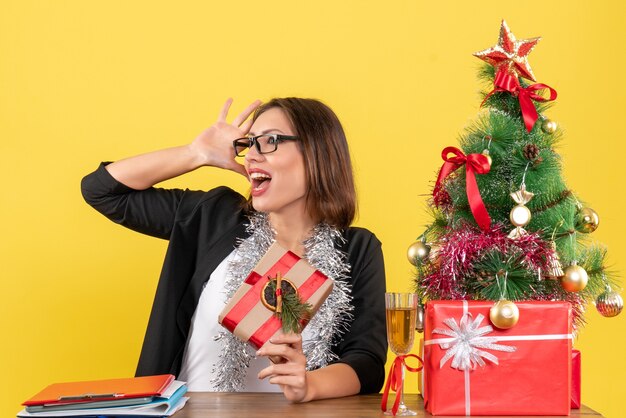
[210,212,353,391]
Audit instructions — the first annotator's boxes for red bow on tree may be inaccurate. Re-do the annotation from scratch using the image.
[484,69,557,132]
[433,147,492,231]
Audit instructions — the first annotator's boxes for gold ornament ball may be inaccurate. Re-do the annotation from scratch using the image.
[482,149,493,166]
[596,291,623,317]
[510,205,532,227]
[541,119,558,134]
[415,304,425,333]
[490,299,520,329]
[407,241,431,265]
[561,264,589,292]
[575,207,599,233]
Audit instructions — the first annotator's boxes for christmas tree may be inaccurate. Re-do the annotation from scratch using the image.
[410,20,623,330]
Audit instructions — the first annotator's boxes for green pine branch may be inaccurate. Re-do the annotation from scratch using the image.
[469,249,536,301]
[267,280,313,334]
[279,292,313,334]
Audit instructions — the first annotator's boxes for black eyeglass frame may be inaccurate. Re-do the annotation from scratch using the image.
[232,134,299,157]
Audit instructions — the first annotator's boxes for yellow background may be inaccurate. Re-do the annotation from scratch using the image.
[2,1,625,416]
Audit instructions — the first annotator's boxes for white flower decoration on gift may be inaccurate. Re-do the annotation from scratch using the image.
[432,312,516,371]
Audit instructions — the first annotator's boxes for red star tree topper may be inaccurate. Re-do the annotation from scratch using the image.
[474,20,541,81]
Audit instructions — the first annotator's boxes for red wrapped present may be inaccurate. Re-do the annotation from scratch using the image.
[571,349,581,409]
[218,242,333,349]
[422,300,572,416]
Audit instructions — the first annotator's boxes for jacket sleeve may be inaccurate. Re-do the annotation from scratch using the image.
[335,229,388,394]
[81,162,225,240]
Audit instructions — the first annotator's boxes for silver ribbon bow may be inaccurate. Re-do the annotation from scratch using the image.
[432,313,516,370]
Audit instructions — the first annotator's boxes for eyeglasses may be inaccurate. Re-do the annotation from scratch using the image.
[233,134,299,157]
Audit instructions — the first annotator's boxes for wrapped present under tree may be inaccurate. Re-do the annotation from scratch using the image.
[422,300,571,416]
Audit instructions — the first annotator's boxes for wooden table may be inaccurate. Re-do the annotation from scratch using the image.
[175,393,603,417]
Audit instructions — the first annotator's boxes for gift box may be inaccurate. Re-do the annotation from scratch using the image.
[422,300,572,416]
[218,242,333,349]
[571,349,581,409]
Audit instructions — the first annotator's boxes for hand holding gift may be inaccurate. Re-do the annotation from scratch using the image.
[257,333,309,402]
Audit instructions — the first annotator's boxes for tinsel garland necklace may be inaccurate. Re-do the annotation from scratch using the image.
[211,212,354,391]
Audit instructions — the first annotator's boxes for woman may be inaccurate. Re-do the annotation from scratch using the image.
[81,98,387,402]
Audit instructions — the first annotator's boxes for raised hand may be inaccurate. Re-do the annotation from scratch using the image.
[189,98,262,177]
[104,98,262,190]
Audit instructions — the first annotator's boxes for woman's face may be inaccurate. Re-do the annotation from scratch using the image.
[244,107,308,218]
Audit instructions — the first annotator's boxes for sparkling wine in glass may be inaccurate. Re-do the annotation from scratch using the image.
[385,292,418,416]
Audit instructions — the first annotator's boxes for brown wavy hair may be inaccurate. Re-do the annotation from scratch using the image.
[248,98,356,230]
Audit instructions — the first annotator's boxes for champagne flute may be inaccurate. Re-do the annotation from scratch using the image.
[385,292,418,416]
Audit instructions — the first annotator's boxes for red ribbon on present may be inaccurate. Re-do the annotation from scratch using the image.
[433,147,492,231]
[483,69,557,132]
[248,270,327,348]
[381,354,423,416]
